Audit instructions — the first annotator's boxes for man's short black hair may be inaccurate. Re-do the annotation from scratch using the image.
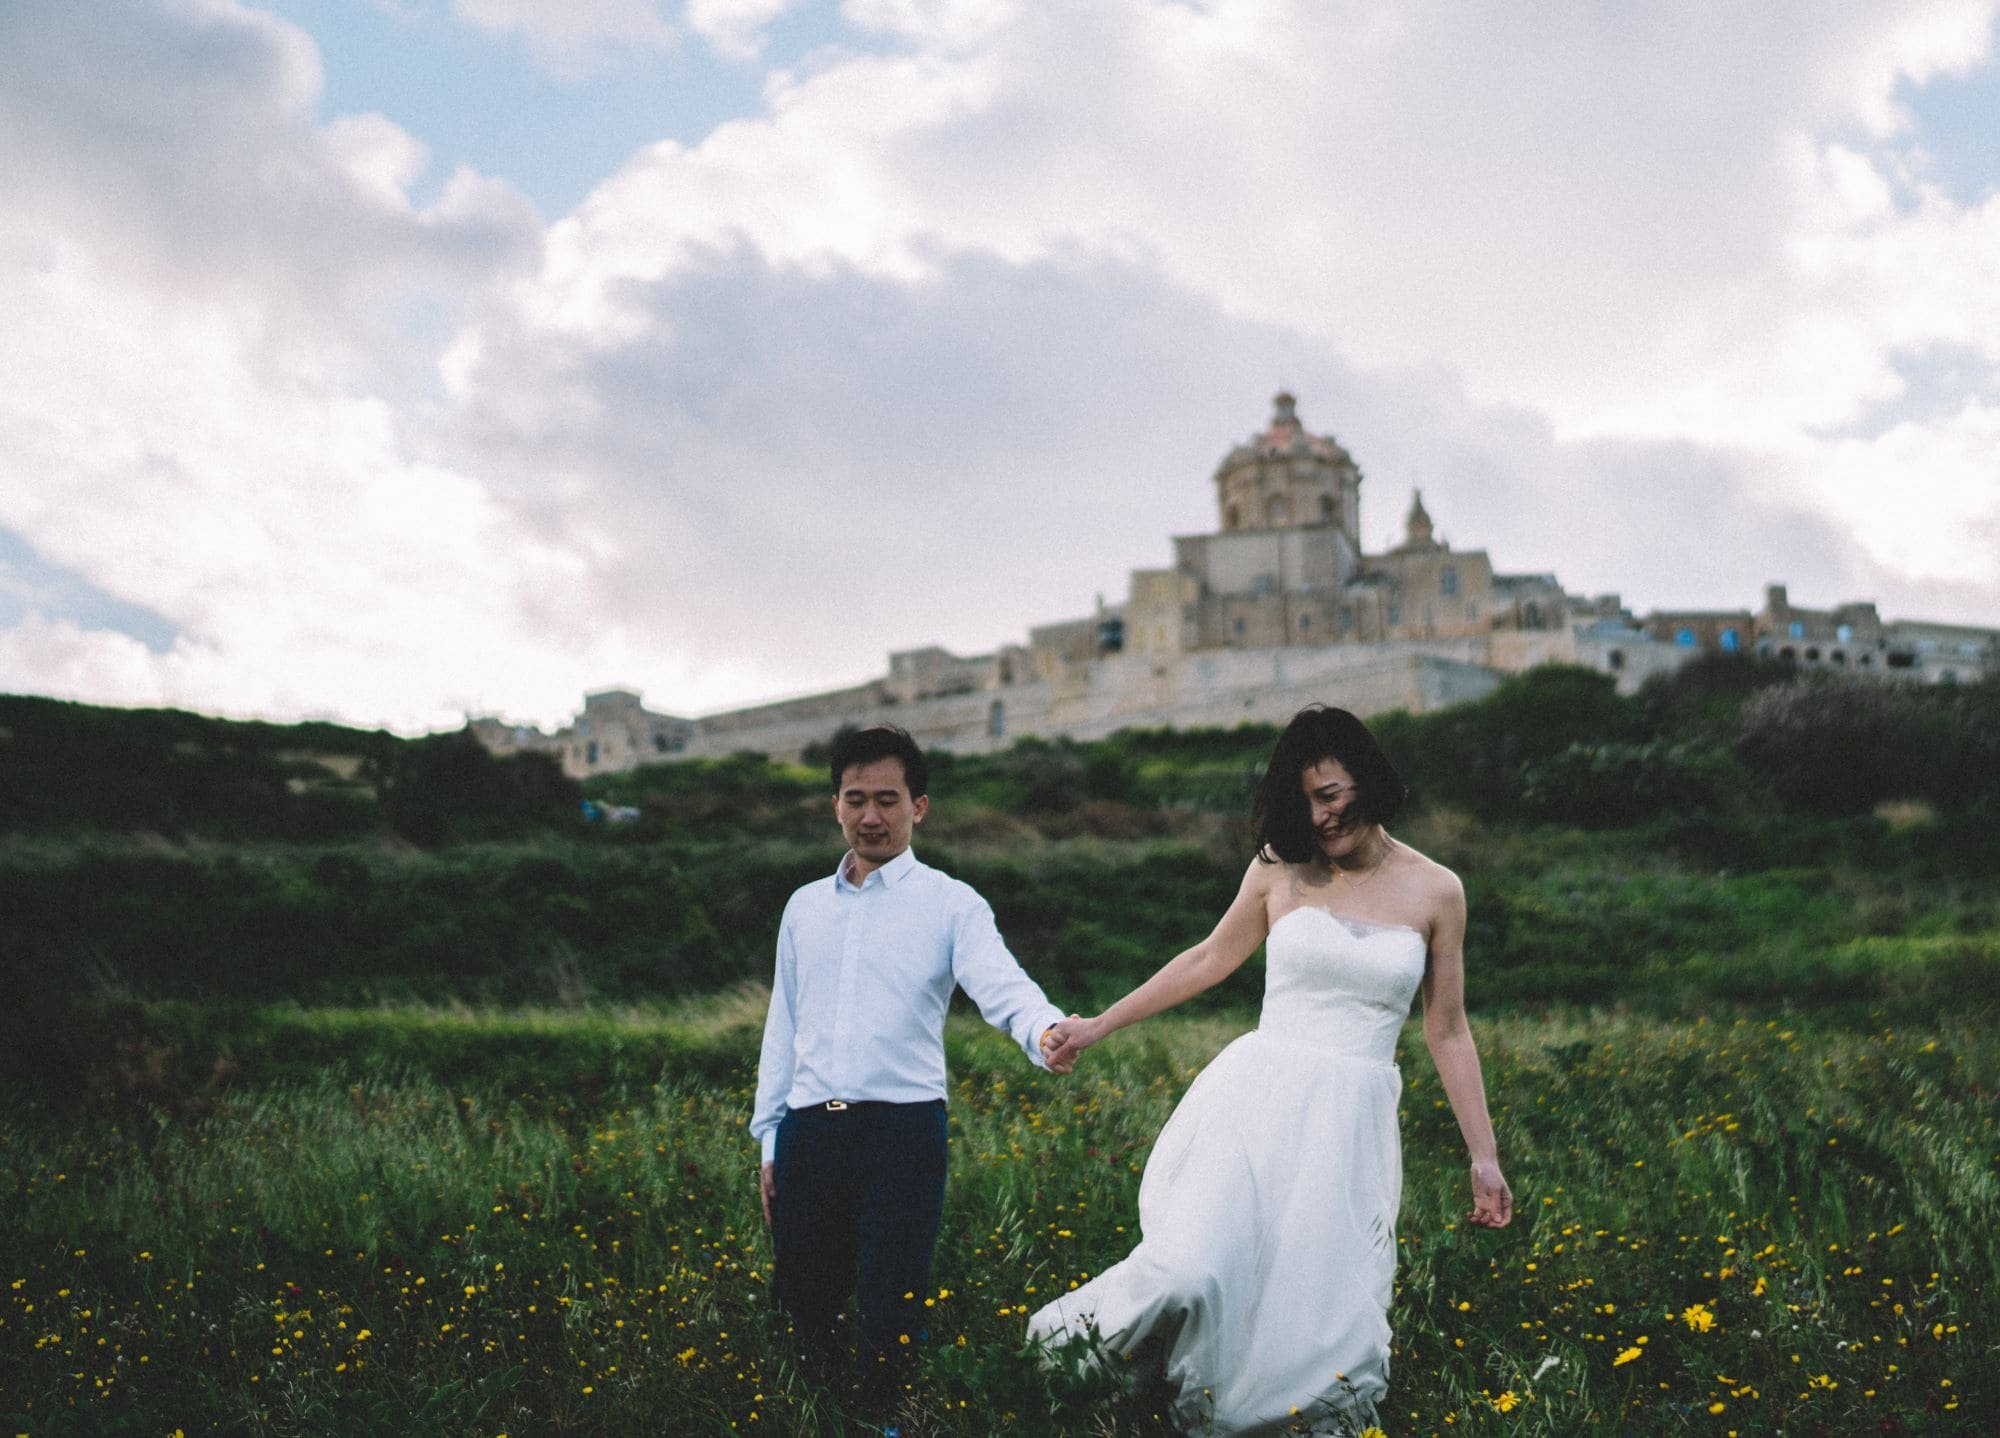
[1252,705,1407,864]
[829,725,930,799]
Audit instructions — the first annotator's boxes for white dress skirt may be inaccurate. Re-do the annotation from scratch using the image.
[1028,908,1428,1436]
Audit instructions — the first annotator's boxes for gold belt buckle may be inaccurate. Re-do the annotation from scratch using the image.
[825,1100,849,1112]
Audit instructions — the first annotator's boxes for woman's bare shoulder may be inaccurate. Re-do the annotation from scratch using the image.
[1240,853,1301,897]
[1390,839,1465,905]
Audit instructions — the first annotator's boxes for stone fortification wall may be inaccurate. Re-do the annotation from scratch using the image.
[668,637,1606,763]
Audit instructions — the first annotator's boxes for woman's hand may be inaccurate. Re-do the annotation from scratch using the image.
[1041,1014,1103,1074]
[1468,1159,1513,1228]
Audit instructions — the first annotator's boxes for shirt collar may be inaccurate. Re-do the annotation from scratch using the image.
[836,845,921,891]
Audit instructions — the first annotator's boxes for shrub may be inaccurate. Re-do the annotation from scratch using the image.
[0,693,393,840]
[1519,738,1744,826]
[1373,664,1642,816]
[1636,650,1799,743]
[1736,677,1954,814]
[1938,673,2000,806]
[378,728,581,845]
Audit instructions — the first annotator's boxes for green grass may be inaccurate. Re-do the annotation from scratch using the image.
[3,1003,1995,1435]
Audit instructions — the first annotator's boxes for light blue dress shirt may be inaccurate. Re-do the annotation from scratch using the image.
[751,846,1066,1161]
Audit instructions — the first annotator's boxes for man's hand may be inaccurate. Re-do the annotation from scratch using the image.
[759,1161,776,1228]
[1040,1014,1099,1074]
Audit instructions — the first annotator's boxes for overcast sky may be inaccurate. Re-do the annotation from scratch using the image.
[4,0,1998,731]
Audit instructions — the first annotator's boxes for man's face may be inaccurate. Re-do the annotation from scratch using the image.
[834,757,929,875]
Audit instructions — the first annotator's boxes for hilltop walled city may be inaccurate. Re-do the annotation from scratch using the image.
[471,394,2000,778]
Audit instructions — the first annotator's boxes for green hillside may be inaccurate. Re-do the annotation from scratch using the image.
[4,662,1999,1433]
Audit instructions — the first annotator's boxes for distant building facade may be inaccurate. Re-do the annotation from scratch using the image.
[470,689,694,775]
[1631,583,1998,685]
[474,394,2000,776]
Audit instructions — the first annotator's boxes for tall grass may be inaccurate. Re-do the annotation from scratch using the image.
[4,1006,1994,1434]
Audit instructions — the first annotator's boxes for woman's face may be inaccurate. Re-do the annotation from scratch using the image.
[1300,756,1372,861]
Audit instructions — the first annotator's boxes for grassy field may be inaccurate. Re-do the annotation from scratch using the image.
[7,673,2000,1433]
[4,996,1995,1436]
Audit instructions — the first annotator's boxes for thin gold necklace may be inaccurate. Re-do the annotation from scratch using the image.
[1332,831,1391,885]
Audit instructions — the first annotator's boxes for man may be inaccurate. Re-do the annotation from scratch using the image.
[751,725,1073,1407]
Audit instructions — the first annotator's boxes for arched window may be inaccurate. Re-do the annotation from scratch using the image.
[1837,623,1854,643]
[1265,495,1290,525]
[1607,649,1625,670]
[1831,649,1846,666]
[1225,504,1240,530]
[1523,601,1542,628]
[1789,620,1806,639]
[1319,494,1335,524]
[1720,627,1740,652]
[1440,566,1458,597]
[1804,647,1820,662]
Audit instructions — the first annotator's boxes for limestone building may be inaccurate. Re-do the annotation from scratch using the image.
[474,394,1998,777]
[1636,584,1997,685]
[1121,392,1569,660]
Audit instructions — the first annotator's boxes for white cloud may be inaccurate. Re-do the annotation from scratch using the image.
[450,0,674,69]
[685,0,794,60]
[1789,401,2000,587]
[486,1,2000,441]
[444,0,2000,629]
[6,0,2000,731]
[0,230,620,728]
[0,0,621,728]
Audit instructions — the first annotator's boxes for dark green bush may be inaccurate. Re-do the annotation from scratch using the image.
[1519,738,1745,826]
[0,694,394,840]
[1372,664,1642,816]
[378,728,580,845]
[1635,650,1799,743]
[1736,677,1957,813]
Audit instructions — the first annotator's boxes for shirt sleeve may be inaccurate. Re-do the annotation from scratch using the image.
[749,899,802,1161]
[948,888,1066,1070]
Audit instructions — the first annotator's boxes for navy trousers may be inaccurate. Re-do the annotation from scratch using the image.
[771,1099,948,1384]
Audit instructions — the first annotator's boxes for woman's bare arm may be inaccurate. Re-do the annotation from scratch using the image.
[1043,860,1275,1067]
[1420,872,1512,1227]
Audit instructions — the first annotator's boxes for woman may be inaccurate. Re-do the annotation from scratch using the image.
[1032,706,1512,1436]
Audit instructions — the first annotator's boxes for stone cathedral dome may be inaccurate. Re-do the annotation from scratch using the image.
[1214,391,1363,537]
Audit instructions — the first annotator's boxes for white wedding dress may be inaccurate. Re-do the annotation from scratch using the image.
[1027,906,1427,1436]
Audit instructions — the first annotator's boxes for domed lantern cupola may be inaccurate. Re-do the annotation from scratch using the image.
[1212,391,1363,538]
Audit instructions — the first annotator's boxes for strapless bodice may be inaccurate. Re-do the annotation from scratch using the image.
[1257,906,1427,1063]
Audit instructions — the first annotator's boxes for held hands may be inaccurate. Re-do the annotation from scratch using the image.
[1039,1014,1101,1075]
[1468,1159,1513,1228]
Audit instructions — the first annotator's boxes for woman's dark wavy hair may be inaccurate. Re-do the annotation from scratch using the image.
[1252,705,1407,865]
